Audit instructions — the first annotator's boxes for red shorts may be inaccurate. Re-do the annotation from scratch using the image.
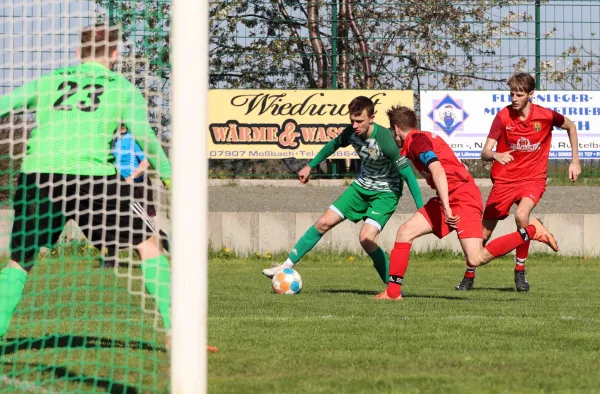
[419,182,483,240]
[483,181,546,220]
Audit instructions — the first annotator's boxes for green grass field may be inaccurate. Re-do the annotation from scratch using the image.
[1,251,599,393]
[0,252,170,394]
[209,252,600,394]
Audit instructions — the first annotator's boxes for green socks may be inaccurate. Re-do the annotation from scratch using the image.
[288,225,324,264]
[141,255,172,330]
[369,247,389,284]
[287,226,388,284]
[0,267,28,337]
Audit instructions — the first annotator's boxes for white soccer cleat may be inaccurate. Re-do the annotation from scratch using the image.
[262,261,294,278]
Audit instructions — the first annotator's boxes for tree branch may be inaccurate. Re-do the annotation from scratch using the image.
[346,0,373,88]
[307,0,329,88]
[275,0,318,88]
[338,0,349,88]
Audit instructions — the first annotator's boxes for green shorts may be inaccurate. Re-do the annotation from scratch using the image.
[330,183,400,231]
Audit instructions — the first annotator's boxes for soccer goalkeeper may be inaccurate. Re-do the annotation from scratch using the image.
[0,24,174,345]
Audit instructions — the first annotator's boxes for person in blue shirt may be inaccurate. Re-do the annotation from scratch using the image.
[114,125,152,185]
[100,125,169,268]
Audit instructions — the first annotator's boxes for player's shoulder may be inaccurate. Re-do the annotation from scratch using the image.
[497,105,512,118]
[405,130,432,152]
[51,65,77,76]
[531,103,558,118]
[375,123,393,135]
[411,130,433,143]
[374,123,396,141]
[34,66,78,84]
[104,69,134,89]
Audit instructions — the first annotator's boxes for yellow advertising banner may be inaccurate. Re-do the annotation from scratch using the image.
[207,90,413,159]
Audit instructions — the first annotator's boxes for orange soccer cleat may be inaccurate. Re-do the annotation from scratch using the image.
[372,291,403,300]
[207,345,219,353]
[529,218,559,252]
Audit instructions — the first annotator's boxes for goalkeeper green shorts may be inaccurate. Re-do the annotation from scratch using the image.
[330,183,400,231]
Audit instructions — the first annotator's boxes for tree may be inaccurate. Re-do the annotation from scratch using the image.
[208,1,550,91]
[95,0,171,136]
[87,1,600,178]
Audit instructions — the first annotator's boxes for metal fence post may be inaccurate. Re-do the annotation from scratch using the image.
[535,0,541,89]
[331,1,339,178]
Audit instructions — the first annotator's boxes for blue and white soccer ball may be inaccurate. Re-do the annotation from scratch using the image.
[271,268,302,295]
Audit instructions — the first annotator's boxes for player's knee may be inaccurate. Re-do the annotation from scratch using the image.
[514,209,530,228]
[358,232,376,248]
[465,254,484,267]
[466,258,481,268]
[315,217,335,233]
[396,223,416,243]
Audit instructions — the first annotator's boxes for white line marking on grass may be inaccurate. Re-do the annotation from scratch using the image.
[0,376,60,394]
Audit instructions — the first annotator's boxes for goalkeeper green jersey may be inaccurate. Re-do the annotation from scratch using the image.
[308,124,422,208]
[0,62,171,180]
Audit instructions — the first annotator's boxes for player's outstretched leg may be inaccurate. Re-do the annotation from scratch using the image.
[0,263,28,337]
[465,218,557,269]
[262,208,342,278]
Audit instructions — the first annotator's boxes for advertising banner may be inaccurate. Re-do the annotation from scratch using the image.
[420,91,600,159]
[208,90,413,159]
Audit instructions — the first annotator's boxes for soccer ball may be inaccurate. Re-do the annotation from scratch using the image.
[271,268,302,295]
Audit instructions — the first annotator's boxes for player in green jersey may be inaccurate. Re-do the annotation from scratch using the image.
[262,96,424,283]
[0,24,185,348]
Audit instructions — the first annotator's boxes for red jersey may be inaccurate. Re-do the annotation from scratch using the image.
[488,103,564,184]
[401,130,473,193]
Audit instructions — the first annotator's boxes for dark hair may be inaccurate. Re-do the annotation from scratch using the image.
[386,105,418,130]
[348,96,375,117]
[507,73,536,93]
[80,23,120,59]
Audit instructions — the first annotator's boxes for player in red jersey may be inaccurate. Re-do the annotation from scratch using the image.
[373,105,559,300]
[456,73,581,292]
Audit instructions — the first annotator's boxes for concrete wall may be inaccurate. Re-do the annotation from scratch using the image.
[209,212,600,257]
[0,210,598,257]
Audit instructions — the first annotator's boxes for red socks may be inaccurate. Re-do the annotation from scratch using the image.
[386,242,412,298]
[515,239,530,270]
[485,224,536,258]
[464,267,476,278]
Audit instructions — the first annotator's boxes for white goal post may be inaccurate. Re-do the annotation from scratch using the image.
[170,0,208,392]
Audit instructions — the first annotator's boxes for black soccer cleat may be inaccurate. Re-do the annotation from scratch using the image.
[514,270,530,292]
[455,276,474,291]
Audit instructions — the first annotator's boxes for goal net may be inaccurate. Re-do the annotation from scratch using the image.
[0,1,197,392]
